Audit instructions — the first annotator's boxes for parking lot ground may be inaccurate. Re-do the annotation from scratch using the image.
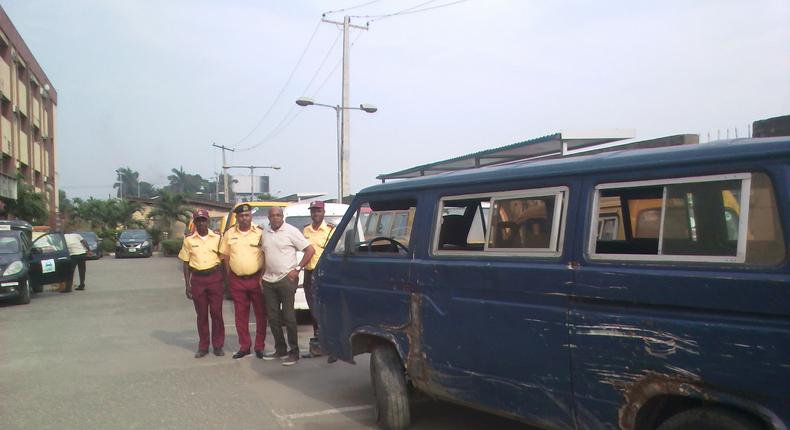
[0,255,536,430]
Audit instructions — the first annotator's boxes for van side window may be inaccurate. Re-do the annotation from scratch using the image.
[590,172,786,265]
[434,187,567,256]
[333,200,416,255]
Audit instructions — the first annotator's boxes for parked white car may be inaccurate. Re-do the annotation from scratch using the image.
[283,202,349,313]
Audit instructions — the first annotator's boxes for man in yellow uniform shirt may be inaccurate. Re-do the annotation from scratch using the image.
[178,209,225,358]
[219,204,267,359]
[301,201,335,357]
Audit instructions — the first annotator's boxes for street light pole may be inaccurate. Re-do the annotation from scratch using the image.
[295,97,377,202]
[115,170,125,200]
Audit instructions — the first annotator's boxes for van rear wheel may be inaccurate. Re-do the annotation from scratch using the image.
[370,344,411,430]
[657,407,762,430]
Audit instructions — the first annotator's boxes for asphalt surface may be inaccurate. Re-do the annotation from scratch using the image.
[0,255,534,430]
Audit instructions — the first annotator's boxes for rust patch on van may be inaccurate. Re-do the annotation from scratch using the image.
[404,293,429,382]
[616,371,707,430]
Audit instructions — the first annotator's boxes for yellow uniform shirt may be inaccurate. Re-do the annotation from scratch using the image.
[178,230,222,270]
[303,222,335,270]
[219,224,264,276]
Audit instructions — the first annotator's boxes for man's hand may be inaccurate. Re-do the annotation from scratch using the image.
[287,269,299,283]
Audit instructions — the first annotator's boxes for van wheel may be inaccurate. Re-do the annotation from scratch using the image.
[370,344,410,430]
[657,407,763,430]
[17,280,31,304]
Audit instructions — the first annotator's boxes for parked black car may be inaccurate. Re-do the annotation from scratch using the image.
[0,221,74,305]
[115,229,152,258]
[77,231,102,259]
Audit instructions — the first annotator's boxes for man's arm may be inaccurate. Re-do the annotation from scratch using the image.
[182,262,192,299]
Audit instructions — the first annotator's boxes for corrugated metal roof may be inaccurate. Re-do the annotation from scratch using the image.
[362,137,790,195]
[376,130,634,181]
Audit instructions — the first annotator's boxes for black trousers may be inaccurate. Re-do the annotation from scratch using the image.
[262,277,299,354]
[70,254,88,288]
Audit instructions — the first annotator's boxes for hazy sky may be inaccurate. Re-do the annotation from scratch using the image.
[3,0,789,200]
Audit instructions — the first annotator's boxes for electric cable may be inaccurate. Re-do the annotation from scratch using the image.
[231,19,322,147]
[323,0,386,16]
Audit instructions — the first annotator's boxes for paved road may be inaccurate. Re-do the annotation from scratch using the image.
[0,255,534,430]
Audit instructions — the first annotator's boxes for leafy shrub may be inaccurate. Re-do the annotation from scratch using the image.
[161,239,183,257]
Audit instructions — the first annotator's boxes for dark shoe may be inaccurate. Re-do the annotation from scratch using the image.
[282,352,299,366]
[194,350,209,358]
[213,348,225,356]
[261,350,288,361]
[255,350,264,359]
[232,350,250,359]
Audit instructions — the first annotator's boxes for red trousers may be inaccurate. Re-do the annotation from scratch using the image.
[229,272,267,352]
[191,270,225,351]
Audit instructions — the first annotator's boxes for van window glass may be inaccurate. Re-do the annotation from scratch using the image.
[592,173,785,265]
[435,188,566,255]
[490,195,556,249]
[333,200,416,255]
[745,172,785,265]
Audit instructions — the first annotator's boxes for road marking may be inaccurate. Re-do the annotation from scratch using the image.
[273,405,374,427]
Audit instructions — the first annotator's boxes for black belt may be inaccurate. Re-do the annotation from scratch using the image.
[191,266,220,276]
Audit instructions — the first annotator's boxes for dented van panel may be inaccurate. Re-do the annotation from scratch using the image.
[315,138,790,430]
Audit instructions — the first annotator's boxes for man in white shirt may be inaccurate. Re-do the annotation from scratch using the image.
[64,232,92,292]
[260,206,315,366]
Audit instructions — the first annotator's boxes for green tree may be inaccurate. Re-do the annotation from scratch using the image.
[113,167,139,198]
[2,181,48,224]
[148,191,191,236]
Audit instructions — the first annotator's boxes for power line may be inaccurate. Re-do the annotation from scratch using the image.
[323,0,386,16]
[352,0,468,22]
[231,19,323,148]
[236,30,366,152]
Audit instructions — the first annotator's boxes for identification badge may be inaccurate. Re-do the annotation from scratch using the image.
[41,259,56,273]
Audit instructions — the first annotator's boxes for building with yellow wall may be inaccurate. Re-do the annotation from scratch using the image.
[0,6,58,225]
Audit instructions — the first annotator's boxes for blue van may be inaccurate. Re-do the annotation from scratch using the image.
[313,137,790,430]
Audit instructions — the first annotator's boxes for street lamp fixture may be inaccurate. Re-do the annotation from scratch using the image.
[295,97,378,202]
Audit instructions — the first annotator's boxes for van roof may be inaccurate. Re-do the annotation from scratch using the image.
[360,137,790,195]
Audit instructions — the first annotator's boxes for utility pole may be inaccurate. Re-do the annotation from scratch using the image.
[321,15,368,201]
[212,143,235,203]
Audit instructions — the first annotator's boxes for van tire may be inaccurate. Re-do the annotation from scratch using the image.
[657,407,763,430]
[370,344,411,430]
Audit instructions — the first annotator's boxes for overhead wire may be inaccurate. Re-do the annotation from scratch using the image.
[352,0,468,22]
[323,0,386,16]
[234,26,341,152]
[238,30,366,152]
[231,19,322,148]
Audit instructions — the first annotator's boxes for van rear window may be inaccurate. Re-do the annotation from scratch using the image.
[590,172,785,265]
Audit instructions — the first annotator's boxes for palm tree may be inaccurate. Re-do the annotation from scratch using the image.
[113,167,140,198]
[147,191,191,236]
[167,167,187,194]
[115,200,144,228]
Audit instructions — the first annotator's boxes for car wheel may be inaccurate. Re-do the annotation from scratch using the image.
[30,279,42,293]
[657,407,763,430]
[370,344,411,430]
[17,280,31,305]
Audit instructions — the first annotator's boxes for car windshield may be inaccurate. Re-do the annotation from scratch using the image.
[78,232,98,242]
[119,230,148,240]
[0,236,20,254]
